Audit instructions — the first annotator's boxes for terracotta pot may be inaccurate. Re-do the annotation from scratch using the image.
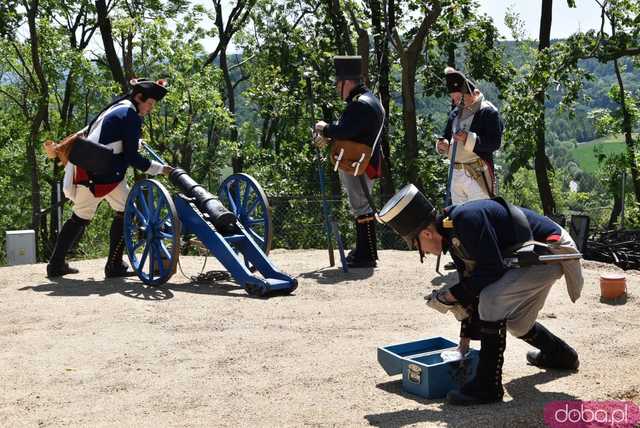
[600,273,627,299]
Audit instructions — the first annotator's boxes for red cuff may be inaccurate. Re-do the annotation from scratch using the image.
[546,234,561,243]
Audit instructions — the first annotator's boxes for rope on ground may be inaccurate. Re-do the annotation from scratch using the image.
[176,254,231,283]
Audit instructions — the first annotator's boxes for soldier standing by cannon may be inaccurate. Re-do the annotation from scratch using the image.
[313,56,385,268]
[46,78,173,278]
[377,184,583,405]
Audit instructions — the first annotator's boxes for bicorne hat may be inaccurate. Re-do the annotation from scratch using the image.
[444,67,475,94]
[334,56,363,81]
[376,184,436,248]
[130,78,169,101]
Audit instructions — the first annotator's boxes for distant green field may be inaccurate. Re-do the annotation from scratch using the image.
[570,135,628,174]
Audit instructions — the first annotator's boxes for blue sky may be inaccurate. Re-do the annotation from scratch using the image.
[478,0,603,40]
[204,0,604,45]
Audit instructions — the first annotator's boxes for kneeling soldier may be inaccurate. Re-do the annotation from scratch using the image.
[377,185,583,405]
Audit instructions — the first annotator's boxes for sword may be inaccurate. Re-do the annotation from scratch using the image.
[504,252,582,269]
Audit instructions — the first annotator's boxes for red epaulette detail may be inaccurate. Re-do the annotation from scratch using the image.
[546,234,561,242]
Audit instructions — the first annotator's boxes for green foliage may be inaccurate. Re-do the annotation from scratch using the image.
[1,0,640,265]
[571,135,627,174]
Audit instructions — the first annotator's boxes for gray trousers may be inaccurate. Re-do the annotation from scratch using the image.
[339,170,374,217]
[478,263,564,337]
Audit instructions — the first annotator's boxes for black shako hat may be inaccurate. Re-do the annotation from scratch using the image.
[334,56,363,81]
[130,78,169,101]
[444,67,475,94]
[376,184,436,248]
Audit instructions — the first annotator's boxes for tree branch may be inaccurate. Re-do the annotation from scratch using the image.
[407,0,441,54]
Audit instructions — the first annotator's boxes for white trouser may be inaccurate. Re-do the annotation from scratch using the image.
[451,168,490,205]
[72,180,129,220]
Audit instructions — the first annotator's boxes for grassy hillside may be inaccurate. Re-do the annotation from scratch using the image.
[571,135,628,174]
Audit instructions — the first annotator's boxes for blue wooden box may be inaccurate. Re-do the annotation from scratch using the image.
[377,336,479,399]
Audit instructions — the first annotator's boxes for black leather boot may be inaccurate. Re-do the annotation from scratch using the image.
[47,214,89,277]
[520,322,579,370]
[366,216,378,261]
[105,212,135,278]
[348,213,377,268]
[447,320,506,405]
[346,218,360,264]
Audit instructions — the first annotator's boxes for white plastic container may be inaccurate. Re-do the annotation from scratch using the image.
[5,230,36,265]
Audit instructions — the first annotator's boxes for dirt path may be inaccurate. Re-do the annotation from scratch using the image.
[1,250,639,427]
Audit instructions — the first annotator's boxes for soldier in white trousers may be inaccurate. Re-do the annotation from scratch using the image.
[435,67,503,204]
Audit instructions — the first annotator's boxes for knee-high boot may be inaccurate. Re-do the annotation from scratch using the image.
[447,320,506,405]
[105,212,134,278]
[47,214,90,277]
[519,322,579,370]
[348,213,377,268]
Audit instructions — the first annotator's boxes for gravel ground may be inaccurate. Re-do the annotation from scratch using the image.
[0,250,639,427]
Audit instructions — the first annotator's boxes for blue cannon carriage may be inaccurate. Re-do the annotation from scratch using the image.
[122,153,297,297]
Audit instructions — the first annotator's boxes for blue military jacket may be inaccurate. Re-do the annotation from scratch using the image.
[439,199,562,305]
[76,99,153,195]
[442,101,503,165]
[323,84,385,178]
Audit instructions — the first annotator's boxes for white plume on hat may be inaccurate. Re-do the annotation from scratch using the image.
[444,66,457,74]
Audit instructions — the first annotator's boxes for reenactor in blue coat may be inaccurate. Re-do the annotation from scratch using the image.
[314,56,385,268]
[436,67,503,203]
[47,78,173,278]
[377,185,584,405]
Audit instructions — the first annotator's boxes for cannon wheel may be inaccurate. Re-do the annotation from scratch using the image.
[218,173,273,255]
[124,179,181,286]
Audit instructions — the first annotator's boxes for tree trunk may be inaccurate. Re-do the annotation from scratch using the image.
[346,7,369,85]
[370,0,394,201]
[393,2,441,188]
[26,0,48,260]
[447,42,455,66]
[400,54,420,186]
[607,191,622,230]
[123,32,134,81]
[95,0,128,92]
[325,0,354,55]
[534,0,556,215]
[27,113,44,259]
[611,21,640,202]
[219,46,242,172]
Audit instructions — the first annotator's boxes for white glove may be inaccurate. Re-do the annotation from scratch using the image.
[314,120,328,134]
[425,288,469,321]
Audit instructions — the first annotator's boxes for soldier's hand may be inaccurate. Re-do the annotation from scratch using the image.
[425,288,469,321]
[453,130,468,144]
[312,130,329,149]
[161,165,174,176]
[436,138,450,155]
[314,120,328,135]
[457,337,470,355]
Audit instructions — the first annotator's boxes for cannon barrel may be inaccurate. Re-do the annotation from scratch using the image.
[169,168,237,232]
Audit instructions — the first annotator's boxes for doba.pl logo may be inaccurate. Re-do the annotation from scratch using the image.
[544,400,640,427]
